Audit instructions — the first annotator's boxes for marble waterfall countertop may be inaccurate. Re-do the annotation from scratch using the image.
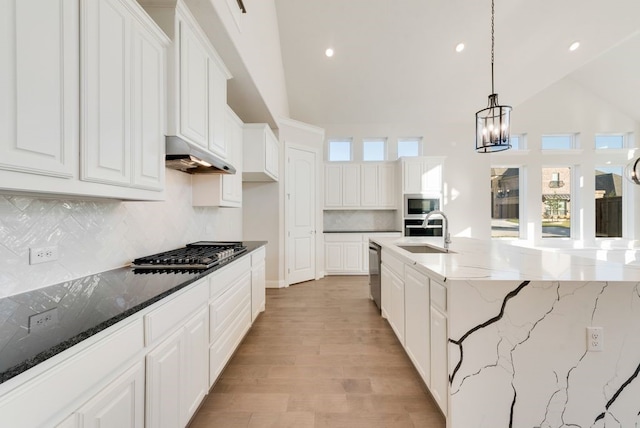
[0,241,266,385]
[371,236,640,282]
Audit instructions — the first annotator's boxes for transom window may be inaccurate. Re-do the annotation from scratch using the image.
[541,134,576,150]
[328,139,352,161]
[397,138,421,158]
[363,139,386,161]
[509,134,525,150]
[595,134,625,150]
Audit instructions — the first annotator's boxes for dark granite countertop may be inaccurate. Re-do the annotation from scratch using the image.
[0,241,266,385]
[323,230,402,233]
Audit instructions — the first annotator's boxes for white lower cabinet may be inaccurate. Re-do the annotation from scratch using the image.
[74,362,145,428]
[3,250,267,428]
[325,232,401,275]
[381,247,448,418]
[404,266,430,386]
[209,257,253,387]
[146,305,208,428]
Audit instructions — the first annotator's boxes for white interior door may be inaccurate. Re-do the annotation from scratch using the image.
[287,146,316,285]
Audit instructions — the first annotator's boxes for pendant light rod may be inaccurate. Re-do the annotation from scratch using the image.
[475,0,512,153]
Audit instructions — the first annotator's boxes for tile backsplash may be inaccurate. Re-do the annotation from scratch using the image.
[323,210,399,232]
[0,170,242,298]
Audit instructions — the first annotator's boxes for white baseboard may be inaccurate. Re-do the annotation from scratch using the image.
[266,279,286,289]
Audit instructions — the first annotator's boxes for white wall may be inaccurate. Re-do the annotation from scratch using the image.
[0,169,243,298]
[207,0,289,120]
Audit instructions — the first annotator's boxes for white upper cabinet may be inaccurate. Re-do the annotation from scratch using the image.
[178,20,209,148]
[401,157,444,195]
[0,0,168,200]
[192,106,243,207]
[81,0,167,191]
[144,0,231,159]
[243,123,280,182]
[0,0,78,178]
[324,162,397,209]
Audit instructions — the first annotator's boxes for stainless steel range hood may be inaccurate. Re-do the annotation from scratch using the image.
[165,136,235,174]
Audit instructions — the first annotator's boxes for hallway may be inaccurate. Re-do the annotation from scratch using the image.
[189,275,446,428]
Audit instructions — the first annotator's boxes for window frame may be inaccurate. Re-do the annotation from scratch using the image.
[397,137,422,159]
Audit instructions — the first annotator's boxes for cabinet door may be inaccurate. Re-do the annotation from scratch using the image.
[390,269,405,345]
[0,0,77,179]
[342,164,361,207]
[208,60,227,157]
[378,163,396,208]
[76,362,145,428]
[81,0,132,186]
[422,160,442,194]
[403,160,424,194]
[404,267,430,386]
[360,164,378,207]
[343,242,363,272]
[178,20,208,147]
[251,259,266,322]
[131,19,164,190]
[324,242,344,272]
[430,306,448,416]
[183,308,209,425]
[146,329,183,428]
[324,164,343,207]
[380,265,392,319]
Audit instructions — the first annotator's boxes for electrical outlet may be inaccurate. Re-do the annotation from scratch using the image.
[28,308,59,333]
[587,326,604,352]
[29,245,58,265]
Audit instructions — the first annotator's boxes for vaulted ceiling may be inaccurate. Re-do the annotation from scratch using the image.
[274,0,640,129]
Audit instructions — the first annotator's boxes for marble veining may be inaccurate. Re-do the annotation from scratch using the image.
[448,279,640,427]
[323,209,398,232]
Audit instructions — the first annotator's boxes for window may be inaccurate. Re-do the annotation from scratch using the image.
[328,139,352,161]
[595,166,623,238]
[542,167,572,238]
[509,134,524,150]
[363,139,386,161]
[397,138,421,158]
[595,134,625,150]
[491,168,520,238]
[541,134,575,150]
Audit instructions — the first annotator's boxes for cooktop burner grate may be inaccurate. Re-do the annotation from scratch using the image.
[132,242,247,269]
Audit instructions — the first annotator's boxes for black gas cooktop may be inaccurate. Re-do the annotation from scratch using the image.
[132,241,247,269]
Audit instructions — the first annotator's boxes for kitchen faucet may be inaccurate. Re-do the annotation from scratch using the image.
[421,210,451,251]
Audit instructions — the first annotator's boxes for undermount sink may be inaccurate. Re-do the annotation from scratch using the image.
[398,245,453,254]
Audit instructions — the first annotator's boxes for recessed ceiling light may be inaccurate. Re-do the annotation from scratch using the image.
[325,48,334,57]
[569,41,580,52]
[455,43,465,53]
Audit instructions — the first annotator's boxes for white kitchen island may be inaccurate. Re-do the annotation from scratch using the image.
[372,236,640,428]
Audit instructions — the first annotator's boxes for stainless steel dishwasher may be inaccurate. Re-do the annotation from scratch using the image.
[368,240,382,312]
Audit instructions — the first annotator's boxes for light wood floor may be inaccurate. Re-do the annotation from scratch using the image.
[189,275,446,428]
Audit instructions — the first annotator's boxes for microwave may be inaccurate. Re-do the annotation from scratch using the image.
[404,194,440,219]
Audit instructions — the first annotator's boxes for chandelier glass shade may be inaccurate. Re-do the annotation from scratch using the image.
[475,0,511,153]
[626,157,640,185]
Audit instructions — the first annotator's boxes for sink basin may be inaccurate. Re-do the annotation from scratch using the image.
[398,245,452,254]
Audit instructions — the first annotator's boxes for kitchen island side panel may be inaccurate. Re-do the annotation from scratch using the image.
[447,279,640,428]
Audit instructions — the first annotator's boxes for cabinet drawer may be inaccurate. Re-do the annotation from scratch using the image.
[210,272,251,344]
[144,279,208,345]
[210,257,251,298]
[324,233,362,243]
[430,279,447,312]
[381,249,404,278]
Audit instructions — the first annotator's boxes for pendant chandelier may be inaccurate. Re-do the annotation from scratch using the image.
[626,157,640,185]
[475,0,512,153]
